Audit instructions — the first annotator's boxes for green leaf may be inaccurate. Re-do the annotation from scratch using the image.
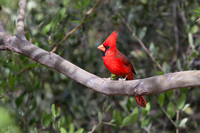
[139,27,147,39]
[145,102,151,112]
[0,106,21,133]
[69,123,74,133]
[166,90,173,99]
[63,0,69,6]
[75,128,84,133]
[110,74,116,80]
[0,106,13,127]
[98,112,102,123]
[42,23,52,34]
[121,108,138,127]
[0,0,6,6]
[183,106,194,115]
[141,0,147,4]
[167,102,175,118]
[177,94,186,110]
[179,118,188,128]
[191,25,198,34]
[25,32,30,40]
[105,104,112,112]
[60,8,66,18]
[27,1,37,11]
[132,107,139,115]
[60,127,67,133]
[56,107,60,117]
[112,110,122,126]
[162,62,171,73]
[182,104,190,111]
[41,112,51,127]
[141,119,149,127]
[149,42,155,55]
[158,93,165,106]
[188,33,194,50]
[51,104,56,117]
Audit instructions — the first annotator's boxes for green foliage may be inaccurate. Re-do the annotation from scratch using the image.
[0,106,21,133]
[176,94,186,110]
[158,93,165,107]
[0,0,200,132]
[121,108,138,127]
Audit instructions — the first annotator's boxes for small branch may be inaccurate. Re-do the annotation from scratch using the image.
[17,67,31,75]
[116,12,164,72]
[50,0,102,53]
[160,104,177,127]
[172,0,179,55]
[153,95,177,128]
[176,110,179,133]
[16,0,27,40]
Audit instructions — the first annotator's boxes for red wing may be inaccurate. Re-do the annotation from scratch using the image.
[118,51,136,75]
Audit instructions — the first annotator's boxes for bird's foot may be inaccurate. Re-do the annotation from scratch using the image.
[118,76,127,81]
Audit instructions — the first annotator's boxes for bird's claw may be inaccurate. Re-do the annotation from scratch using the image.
[118,76,127,81]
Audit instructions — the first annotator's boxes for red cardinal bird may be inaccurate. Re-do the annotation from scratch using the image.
[97,31,146,108]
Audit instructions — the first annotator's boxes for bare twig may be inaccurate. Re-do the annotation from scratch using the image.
[176,110,179,133]
[160,103,177,127]
[172,0,179,55]
[16,0,26,40]
[50,0,102,53]
[117,12,164,72]
[17,68,31,75]
[153,95,177,128]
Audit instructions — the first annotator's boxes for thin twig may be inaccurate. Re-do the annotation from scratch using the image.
[16,0,27,39]
[50,0,102,53]
[173,0,179,55]
[160,105,177,127]
[153,95,177,128]
[17,67,31,75]
[116,12,164,72]
[176,110,179,133]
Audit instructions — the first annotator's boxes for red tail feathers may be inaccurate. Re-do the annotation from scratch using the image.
[135,96,146,108]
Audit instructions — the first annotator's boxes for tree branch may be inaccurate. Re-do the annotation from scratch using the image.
[16,0,26,40]
[0,21,200,96]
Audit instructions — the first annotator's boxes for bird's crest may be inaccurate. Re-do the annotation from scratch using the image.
[103,31,118,47]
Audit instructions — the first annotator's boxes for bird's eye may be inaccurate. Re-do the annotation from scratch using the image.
[105,46,110,49]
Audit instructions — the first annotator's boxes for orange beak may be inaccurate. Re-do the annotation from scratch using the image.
[97,44,106,52]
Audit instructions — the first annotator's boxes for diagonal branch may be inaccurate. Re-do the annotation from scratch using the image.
[50,0,102,53]
[0,21,200,96]
[16,0,27,40]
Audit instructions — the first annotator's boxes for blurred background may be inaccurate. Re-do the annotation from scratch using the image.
[0,0,200,132]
